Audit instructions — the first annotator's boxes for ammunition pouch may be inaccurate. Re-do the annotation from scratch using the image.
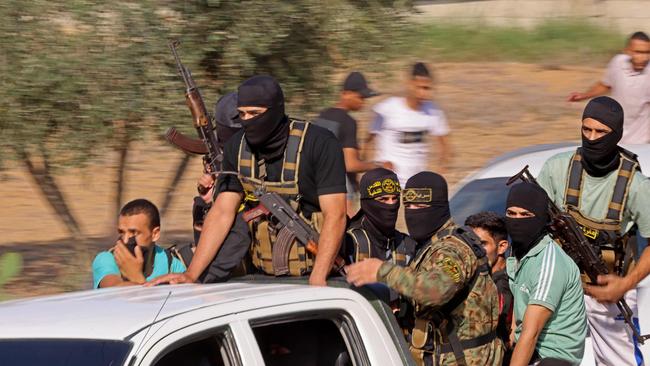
[249,211,320,276]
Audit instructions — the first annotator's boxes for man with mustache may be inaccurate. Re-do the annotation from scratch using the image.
[345,172,503,366]
[538,96,650,365]
[568,32,650,144]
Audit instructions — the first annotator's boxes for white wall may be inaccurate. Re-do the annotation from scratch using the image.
[415,0,650,34]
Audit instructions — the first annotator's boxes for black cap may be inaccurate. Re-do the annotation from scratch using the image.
[214,92,241,128]
[343,72,379,98]
[360,168,401,199]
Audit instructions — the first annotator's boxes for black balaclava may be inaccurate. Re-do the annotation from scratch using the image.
[581,96,624,177]
[505,183,550,260]
[359,168,401,238]
[192,196,210,245]
[237,75,289,161]
[403,172,450,244]
[214,92,242,148]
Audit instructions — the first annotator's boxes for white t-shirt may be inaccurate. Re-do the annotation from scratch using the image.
[370,96,449,184]
[603,54,650,144]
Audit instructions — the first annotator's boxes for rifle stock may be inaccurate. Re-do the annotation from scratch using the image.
[508,165,650,344]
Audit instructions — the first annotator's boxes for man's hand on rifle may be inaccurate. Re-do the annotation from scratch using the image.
[145,272,197,286]
[197,173,215,202]
[584,274,633,303]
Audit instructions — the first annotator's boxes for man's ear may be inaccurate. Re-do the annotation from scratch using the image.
[497,239,509,256]
[152,226,161,243]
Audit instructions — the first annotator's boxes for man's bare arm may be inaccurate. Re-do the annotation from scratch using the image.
[585,241,650,302]
[309,192,347,286]
[146,191,242,285]
[567,82,611,102]
[510,304,553,366]
[99,275,143,288]
[343,148,377,173]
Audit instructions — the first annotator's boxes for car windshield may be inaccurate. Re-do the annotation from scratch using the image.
[0,339,132,366]
[450,177,509,225]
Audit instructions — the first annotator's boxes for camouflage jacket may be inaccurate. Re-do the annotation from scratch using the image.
[377,220,504,366]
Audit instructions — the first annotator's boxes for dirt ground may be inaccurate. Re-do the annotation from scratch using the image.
[0,62,602,298]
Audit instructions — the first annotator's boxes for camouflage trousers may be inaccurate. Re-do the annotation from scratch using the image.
[410,338,504,366]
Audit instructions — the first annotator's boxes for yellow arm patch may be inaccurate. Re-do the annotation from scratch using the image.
[437,257,462,283]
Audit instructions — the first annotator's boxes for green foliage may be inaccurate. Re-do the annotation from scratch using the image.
[0,252,23,300]
[402,20,624,64]
[0,0,409,169]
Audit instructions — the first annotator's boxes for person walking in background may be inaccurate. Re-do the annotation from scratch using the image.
[568,31,650,144]
[315,71,381,216]
[368,62,450,185]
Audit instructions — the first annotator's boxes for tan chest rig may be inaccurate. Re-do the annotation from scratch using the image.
[409,226,494,366]
[346,224,415,266]
[238,120,319,276]
[563,148,640,276]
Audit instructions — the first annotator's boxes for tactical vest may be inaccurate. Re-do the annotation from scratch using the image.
[237,120,317,276]
[346,227,415,266]
[410,225,496,366]
[563,147,640,275]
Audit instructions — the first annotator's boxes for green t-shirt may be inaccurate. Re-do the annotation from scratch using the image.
[537,150,650,237]
[507,236,587,364]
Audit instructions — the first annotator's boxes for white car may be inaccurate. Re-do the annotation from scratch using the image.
[0,279,415,366]
[449,142,650,366]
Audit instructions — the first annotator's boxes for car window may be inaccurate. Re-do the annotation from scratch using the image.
[153,327,240,366]
[0,339,131,366]
[450,177,509,225]
[251,312,368,366]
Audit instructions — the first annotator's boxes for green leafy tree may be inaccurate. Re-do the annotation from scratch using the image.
[0,0,409,243]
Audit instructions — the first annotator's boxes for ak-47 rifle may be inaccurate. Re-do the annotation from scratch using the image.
[508,165,650,344]
[243,190,347,277]
[167,40,222,194]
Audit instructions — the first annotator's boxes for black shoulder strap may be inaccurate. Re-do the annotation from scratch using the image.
[165,247,174,273]
[393,232,417,266]
[347,228,371,262]
[607,152,639,221]
[564,148,584,208]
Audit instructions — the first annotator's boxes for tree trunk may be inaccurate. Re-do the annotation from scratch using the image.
[114,137,130,221]
[113,119,130,225]
[159,153,192,217]
[16,148,83,237]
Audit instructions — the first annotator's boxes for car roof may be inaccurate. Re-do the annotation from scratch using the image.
[0,282,365,340]
[455,143,650,188]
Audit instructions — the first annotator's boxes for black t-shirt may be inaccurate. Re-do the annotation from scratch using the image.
[217,122,347,217]
[317,107,358,149]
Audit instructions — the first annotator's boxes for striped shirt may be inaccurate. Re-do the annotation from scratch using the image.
[506,236,587,364]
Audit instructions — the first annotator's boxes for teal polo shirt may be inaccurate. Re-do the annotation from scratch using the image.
[507,236,587,364]
[92,245,186,289]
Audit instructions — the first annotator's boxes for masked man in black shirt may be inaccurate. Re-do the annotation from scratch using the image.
[150,75,347,286]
